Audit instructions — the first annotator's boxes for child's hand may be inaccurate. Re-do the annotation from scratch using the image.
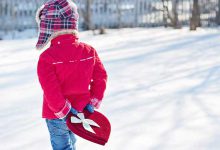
[70,107,78,115]
[62,107,78,121]
[85,104,94,113]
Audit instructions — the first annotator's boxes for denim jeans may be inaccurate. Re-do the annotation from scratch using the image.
[46,119,76,150]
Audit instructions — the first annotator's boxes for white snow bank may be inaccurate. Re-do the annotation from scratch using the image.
[0,27,220,150]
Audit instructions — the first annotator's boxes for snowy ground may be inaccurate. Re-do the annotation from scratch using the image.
[1,28,220,150]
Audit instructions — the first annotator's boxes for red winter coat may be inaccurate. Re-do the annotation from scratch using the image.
[37,34,107,119]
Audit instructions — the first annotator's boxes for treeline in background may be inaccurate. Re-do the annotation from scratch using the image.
[0,0,220,37]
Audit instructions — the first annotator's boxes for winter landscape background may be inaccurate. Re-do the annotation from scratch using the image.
[1,0,220,37]
[1,0,220,150]
[1,27,220,150]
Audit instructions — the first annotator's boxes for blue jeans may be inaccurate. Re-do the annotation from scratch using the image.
[46,119,76,150]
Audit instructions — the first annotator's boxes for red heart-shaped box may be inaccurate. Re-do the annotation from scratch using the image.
[66,110,111,145]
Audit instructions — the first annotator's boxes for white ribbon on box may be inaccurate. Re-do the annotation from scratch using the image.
[71,113,100,134]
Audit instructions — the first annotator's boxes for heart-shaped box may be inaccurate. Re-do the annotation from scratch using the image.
[66,110,111,145]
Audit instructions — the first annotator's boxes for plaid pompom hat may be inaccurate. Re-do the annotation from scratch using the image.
[36,0,79,50]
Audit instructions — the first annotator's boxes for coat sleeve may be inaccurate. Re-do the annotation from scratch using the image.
[90,50,108,109]
[37,54,71,119]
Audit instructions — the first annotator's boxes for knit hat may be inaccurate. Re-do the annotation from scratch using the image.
[35,0,79,50]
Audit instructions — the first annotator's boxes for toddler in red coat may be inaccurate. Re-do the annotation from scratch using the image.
[36,0,107,149]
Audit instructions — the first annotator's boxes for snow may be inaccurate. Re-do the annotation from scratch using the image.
[1,27,220,150]
[0,29,38,40]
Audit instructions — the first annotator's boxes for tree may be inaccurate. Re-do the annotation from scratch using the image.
[116,0,122,28]
[81,0,92,30]
[134,0,139,27]
[190,0,201,30]
[171,0,181,28]
[162,0,181,29]
[216,0,220,25]
[80,0,106,34]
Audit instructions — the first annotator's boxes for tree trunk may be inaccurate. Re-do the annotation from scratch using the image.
[216,0,220,25]
[162,0,168,27]
[99,2,107,34]
[190,0,201,30]
[83,0,92,30]
[116,0,122,28]
[162,0,181,28]
[135,0,139,27]
[172,0,181,29]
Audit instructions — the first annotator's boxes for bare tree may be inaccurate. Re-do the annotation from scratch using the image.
[190,0,201,30]
[81,0,92,30]
[98,1,107,34]
[162,0,181,29]
[116,0,122,28]
[162,0,168,27]
[80,0,106,34]
[134,0,139,27]
[171,0,181,28]
[216,0,220,25]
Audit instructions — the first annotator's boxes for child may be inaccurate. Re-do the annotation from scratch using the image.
[36,0,107,149]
